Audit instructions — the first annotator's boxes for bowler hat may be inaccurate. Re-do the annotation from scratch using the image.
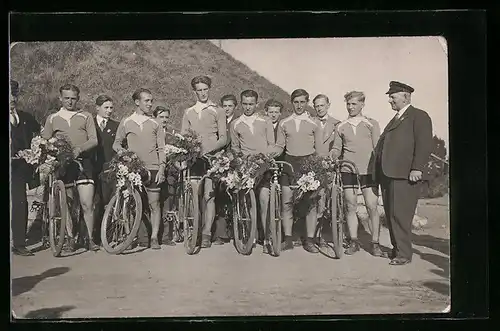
[385,81,414,94]
[10,79,19,96]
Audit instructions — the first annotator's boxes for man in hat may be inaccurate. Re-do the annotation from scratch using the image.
[373,81,433,265]
[10,79,41,256]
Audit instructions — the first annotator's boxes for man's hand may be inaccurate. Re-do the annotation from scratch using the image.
[155,169,165,185]
[409,170,423,183]
[73,147,82,158]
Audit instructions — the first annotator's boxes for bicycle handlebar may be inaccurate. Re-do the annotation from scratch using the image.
[270,161,294,174]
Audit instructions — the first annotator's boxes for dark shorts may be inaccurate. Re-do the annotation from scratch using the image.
[188,158,208,178]
[60,157,94,188]
[144,170,161,192]
[341,172,378,190]
[256,171,272,189]
[280,154,313,187]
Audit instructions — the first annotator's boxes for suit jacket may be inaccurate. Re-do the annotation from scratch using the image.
[94,116,119,174]
[315,115,341,157]
[373,105,433,181]
[224,114,240,149]
[10,110,40,187]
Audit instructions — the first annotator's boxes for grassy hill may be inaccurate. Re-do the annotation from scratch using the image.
[10,40,295,129]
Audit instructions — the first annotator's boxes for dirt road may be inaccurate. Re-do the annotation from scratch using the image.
[11,196,449,319]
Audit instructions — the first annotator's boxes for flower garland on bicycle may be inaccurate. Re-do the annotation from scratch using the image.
[292,155,336,218]
[16,135,75,182]
[106,150,149,199]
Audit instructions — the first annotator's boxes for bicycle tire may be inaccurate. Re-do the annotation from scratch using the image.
[100,188,142,254]
[314,216,337,259]
[48,180,68,257]
[331,183,343,258]
[182,180,200,255]
[269,183,282,257]
[232,188,257,255]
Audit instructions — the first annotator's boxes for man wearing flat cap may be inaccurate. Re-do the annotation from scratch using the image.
[373,81,433,265]
[10,79,41,256]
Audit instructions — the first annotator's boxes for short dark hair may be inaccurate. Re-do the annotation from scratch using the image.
[59,84,80,96]
[10,80,19,97]
[264,99,283,112]
[95,94,113,106]
[313,94,329,104]
[240,89,259,102]
[191,75,212,89]
[291,89,309,102]
[132,88,152,101]
[153,106,170,118]
[220,94,238,106]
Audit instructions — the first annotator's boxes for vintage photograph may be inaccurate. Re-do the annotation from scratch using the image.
[10,37,449,318]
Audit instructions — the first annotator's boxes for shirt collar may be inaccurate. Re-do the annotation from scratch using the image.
[292,112,309,121]
[57,107,79,122]
[129,112,151,126]
[346,115,365,126]
[317,114,329,123]
[273,122,278,129]
[397,104,411,118]
[227,114,233,123]
[96,114,108,124]
[193,100,217,113]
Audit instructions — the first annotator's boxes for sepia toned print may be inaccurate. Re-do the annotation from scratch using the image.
[10,37,449,318]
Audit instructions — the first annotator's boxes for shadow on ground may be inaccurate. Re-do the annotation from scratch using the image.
[412,233,449,256]
[22,305,76,319]
[11,267,70,297]
[422,280,450,296]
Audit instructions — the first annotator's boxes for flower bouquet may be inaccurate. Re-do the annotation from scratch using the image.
[163,129,203,170]
[292,154,337,216]
[107,150,149,198]
[15,134,75,183]
[220,152,274,194]
[206,149,236,183]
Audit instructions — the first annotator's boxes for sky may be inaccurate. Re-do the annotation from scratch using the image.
[211,37,449,150]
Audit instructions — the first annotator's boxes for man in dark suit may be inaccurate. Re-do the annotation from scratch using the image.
[10,80,41,256]
[213,94,239,245]
[373,81,433,265]
[93,95,120,244]
[264,99,284,144]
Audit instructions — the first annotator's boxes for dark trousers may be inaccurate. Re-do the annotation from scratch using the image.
[214,186,230,240]
[380,174,421,260]
[94,170,115,245]
[11,167,28,248]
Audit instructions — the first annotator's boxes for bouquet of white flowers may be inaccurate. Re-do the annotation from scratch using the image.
[107,150,149,198]
[15,135,75,182]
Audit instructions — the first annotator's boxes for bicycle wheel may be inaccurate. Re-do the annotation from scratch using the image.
[268,182,282,257]
[232,188,257,255]
[100,188,142,254]
[48,180,68,257]
[314,217,337,259]
[331,183,344,258]
[181,180,200,255]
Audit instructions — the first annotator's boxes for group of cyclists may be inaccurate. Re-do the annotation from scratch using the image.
[17,74,385,258]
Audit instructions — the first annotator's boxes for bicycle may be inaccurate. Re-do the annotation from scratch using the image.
[265,160,294,257]
[35,158,89,257]
[314,159,359,259]
[177,155,214,255]
[224,180,258,256]
[100,169,145,255]
[162,171,184,244]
